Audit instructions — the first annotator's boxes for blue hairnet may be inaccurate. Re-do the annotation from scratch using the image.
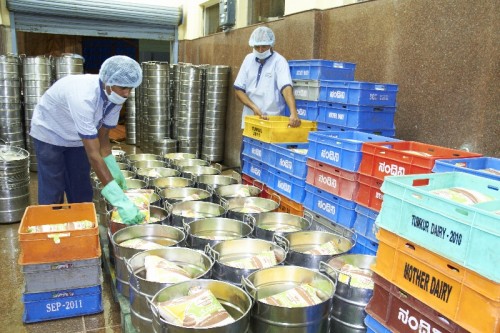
[99,55,142,88]
[249,27,275,47]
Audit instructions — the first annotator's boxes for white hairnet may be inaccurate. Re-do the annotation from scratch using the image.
[249,27,275,47]
[99,55,142,88]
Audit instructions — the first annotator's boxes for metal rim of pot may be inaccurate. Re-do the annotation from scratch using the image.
[253,210,314,241]
[165,200,227,227]
[214,183,263,201]
[160,186,213,204]
[149,279,252,332]
[273,229,357,270]
[183,217,254,250]
[195,173,239,191]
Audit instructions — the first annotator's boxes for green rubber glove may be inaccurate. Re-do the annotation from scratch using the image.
[103,154,128,190]
[101,180,145,225]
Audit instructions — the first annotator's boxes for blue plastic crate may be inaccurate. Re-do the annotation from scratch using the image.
[268,166,307,203]
[317,102,396,129]
[23,285,103,323]
[242,155,269,184]
[353,204,379,242]
[319,80,398,106]
[303,184,357,228]
[307,130,400,172]
[365,315,391,333]
[284,99,319,121]
[317,122,396,137]
[288,59,356,80]
[269,142,308,177]
[433,157,500,181]
[348,233,379,255]
[242,137,271,163]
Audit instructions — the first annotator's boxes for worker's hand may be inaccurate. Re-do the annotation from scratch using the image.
[253,108,269,120]
[288,114,301,127]
[103,154,128,190]
[101,180,145,225]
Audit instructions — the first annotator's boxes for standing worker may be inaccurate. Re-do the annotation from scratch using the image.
[30,55,144,224]
[234,26,301,128]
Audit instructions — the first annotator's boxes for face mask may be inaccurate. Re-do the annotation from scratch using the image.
[104,86,127,105]
[253,49,271,60]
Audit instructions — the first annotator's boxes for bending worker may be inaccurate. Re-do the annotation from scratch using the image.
[234,26,301,129]
[30,55,144,224]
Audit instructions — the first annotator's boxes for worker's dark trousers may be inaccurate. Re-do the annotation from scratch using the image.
[33,138,93,204]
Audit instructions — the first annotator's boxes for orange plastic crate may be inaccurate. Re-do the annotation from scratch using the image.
[373,229,499,333]
[305,159,359,200]
[265,187,304,216]
[18,203,100,265]
[355,174,384,212]
[359,141,481,181]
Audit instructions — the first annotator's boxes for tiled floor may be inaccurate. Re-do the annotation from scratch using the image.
[0,143,142,333]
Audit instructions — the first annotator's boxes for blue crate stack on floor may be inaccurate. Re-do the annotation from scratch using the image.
[304,130,400,254]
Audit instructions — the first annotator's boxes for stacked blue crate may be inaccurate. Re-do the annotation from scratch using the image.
[286,59,356,120]
[305,130,400,255]
[316,80,398,137]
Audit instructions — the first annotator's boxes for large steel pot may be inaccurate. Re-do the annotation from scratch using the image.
[242,265,336,333]
[184,218,253,250]
[320,254,376,333]
[223,196,279,221]
[274,229,356,270]
[111,224,185,298]
[152,176,194,191]
[163,152,196,168]
[214,184,261,203]
[196,174,238,191]
[161,187,212,204]
[136,167,180,184]
[150,279,252,333]
[127,248,213,332]
[128,153,162,163]
[111,146,127,162]
[132,159,167,170]
[253,211,313,241]
[180,165,221,179]
[206,238,286,286]
[166,201,226,227]
[171,158,208,170]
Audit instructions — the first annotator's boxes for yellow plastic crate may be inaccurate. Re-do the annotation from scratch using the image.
[243,116,316,143]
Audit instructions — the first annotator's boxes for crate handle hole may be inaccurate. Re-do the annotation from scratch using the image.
[404,243,416,251]
[446,264,460,273]
[412,178,430,187]
[437,315,451,326]
[52,205,71,211]
[455,207,469,217]
[487,185,499,192]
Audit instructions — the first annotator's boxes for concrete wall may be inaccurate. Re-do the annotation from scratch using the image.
[179,0,499,168]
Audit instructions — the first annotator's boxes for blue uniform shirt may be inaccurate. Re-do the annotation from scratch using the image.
[30,74,121,147]
[234,51,293,128]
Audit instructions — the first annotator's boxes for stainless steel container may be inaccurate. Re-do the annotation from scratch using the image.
[161,187,212,204]
[242,265,336,333]
[171,158,208,170]
[136,167,180,183]
[253,211,313,241]
[111,224,185,298]
[180,165,221,179]
[127,248,213,332]
[184,217,253,250]
[214,184,261,204]
[150,279,252,333]
[152,176,194,190]
[224,196,279,221]
[196,174,238,191]
[206,238,286,286]
[320,254,376,333]
[132,159,167,170]
[163,152,196,167]
[274,230,356,270]
[166,201,226,227]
